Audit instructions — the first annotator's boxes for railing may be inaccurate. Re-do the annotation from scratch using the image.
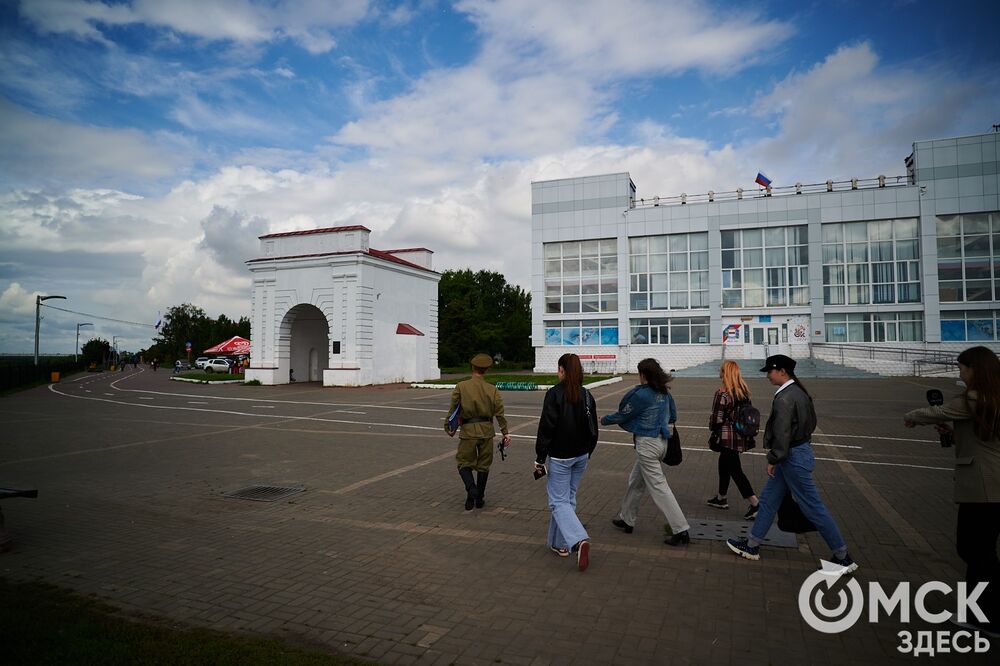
[811,343,957,366]
[630,175,909,210]
[913,359,958,377]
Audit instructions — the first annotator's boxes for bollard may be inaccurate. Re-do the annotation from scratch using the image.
[50,371,60,383]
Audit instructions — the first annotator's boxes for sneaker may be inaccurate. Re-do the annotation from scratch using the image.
[549,545,569,558]
[743,504,759,520]
[726,537,760,561]
[829,553,859,574]
[706,496,729,510]
[577,540,590,571]
[611,518,634,534]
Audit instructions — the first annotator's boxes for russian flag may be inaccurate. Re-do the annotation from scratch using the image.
[755,172,772,188]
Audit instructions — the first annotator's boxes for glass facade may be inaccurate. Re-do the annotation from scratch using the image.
[544,319,619,346]
[721,226,808,308]
[544,239,618,314]
[629,233,709,311]
[630,317,709,344]
[940,310,1000,342]
[824,312,923,342]
[822,219,920,305]
[937,213,1000,303]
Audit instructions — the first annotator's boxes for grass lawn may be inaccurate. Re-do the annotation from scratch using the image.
[176,372,244,382]
[1,578,372,665]
[422,374,615,385]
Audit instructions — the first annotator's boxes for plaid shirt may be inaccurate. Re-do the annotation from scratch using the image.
[709,390,753,453]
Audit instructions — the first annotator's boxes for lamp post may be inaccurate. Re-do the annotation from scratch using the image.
[76,323,93,363]
[112,336,120,368]
[34,294,67,366]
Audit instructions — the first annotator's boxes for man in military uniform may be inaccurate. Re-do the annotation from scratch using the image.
[445,353,511,510]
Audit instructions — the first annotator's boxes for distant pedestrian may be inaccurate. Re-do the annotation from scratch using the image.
[534,353,598,570]
[904,346,1000,634]
[727,355,859,571]
[706,361,760,520]
[602,358,690,546]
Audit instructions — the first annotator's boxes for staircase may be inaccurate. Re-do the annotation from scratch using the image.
[671,357,881,379]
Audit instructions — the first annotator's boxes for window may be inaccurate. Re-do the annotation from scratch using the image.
[629,232,708,312]
[824,312,923,342]
[937,213,1000,303]
[822,219,920,305]
[722,226,807,308]
[630,317,709,344]
[544,320,619,346]
[543,239,618,314]
[939,310,1000,342]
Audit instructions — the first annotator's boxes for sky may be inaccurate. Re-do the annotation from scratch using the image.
[1,0,998,355]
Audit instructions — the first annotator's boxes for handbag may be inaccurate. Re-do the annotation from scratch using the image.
[708,430,723,452]
[662,426,682,466]
[777,491,816,533]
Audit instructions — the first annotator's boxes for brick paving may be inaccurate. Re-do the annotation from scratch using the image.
[0,369,993,663]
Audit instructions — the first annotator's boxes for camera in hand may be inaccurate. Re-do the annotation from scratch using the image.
[926,389,954,448]
[533,465,546,480]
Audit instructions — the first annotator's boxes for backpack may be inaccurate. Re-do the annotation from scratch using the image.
[731,398,761,440]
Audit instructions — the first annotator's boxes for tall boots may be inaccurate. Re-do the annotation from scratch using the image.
[459,467,477,510]
[475,471,489,509]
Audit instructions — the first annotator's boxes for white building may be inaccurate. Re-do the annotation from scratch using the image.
[532,131,1000,375]
[244,225,441,386]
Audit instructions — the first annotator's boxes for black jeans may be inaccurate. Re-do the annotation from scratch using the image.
[957,502,1000,624]
[718,449,755,499]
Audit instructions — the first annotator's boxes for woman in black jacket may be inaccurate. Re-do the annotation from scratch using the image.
[535,353,599,571]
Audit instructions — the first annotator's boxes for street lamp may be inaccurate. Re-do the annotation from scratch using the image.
[76,323,93,363]
[112,336,120,367]
[34,294,67,366]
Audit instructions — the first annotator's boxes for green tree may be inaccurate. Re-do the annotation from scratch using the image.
[81,338,111,366]
[438,270,531,367]
[146,304,252,362]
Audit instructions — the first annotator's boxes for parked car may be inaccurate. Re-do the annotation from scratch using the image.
[194,357,210,369]
[204,358,234,373]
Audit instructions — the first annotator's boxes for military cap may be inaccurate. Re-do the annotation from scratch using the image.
[760,354,796,373]
[470,353,493,369]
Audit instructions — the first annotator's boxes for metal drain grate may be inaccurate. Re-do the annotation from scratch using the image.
[687,519,798,548]
[223,484,305,502]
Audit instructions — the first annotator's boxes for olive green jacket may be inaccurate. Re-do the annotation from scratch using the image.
[905,390,1000,503]
[445,375,509,440]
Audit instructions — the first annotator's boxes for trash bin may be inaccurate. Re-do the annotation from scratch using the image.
[50,371,60,382]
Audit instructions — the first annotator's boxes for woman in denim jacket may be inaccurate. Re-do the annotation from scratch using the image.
[601,358,691,546]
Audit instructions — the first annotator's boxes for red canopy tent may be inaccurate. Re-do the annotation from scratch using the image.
[203,336,251,355]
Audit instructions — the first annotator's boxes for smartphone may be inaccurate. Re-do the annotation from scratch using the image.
[533,465,546,480]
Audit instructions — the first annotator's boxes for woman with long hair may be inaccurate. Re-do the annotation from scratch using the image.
[601,358,690,546]
[904,346,1000,633]
[706,361,760,519]
[535,353,599,571]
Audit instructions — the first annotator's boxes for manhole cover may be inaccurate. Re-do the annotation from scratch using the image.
[223,484,305,502]
[688,518,798,548]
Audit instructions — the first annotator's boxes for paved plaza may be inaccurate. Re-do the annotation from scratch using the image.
[0,369,992,664]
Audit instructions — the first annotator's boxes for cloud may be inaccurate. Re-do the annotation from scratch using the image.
[199,206,269,273]
[19,0,372,54]
[0,282,39,316]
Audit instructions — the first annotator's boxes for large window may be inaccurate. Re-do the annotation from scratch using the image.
[544,320,619,346]
[630,317,709,344]
[822,219,920,305]
[722,226,808,308]
[940,310,1000,341]
[544,239,618,314]
[937,213,1000,303]
[824,312,923,342]
[629,233,708,311]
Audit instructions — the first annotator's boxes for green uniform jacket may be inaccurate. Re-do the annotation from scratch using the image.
[445,375,509,439]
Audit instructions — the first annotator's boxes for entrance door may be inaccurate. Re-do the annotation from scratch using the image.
[309,347,320,381]
[747,325,779,359]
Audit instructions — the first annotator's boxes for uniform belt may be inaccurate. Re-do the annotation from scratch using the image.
[463,417,491,424]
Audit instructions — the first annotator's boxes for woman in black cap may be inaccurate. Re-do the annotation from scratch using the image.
[726,354,859,571]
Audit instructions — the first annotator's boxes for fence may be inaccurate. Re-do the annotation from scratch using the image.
[0,357,85,393]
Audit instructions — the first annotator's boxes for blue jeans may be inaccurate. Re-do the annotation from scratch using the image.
[546,455,590,550]
[750,443,848,554]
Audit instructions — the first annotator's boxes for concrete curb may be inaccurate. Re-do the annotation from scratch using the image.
[410,376,623,390]
[170,377,245,385]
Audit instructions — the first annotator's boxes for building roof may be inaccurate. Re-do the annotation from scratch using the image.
[258,225,370,240]
[246,248,438,274]
[381,247,433,254]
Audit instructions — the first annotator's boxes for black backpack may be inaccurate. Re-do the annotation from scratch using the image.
[731,398,761,440]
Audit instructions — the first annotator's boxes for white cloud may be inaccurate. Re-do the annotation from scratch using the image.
[19,0,372,54]
[0,282,40,316]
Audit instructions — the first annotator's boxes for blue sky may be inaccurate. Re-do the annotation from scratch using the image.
[0,0,998,353]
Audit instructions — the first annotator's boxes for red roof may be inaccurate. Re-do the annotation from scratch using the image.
[203,336,251,354]
[396,323,424,336]
[246,249,437,274]
[381,247,433,254]
[259,225,370,240]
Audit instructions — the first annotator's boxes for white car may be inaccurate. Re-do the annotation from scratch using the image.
[204,358,233,373]
[195,357,210,369]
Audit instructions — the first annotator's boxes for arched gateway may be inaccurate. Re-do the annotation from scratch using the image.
[244,225,441,386]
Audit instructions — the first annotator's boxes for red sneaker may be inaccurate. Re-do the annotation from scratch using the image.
[577,540,590,572]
